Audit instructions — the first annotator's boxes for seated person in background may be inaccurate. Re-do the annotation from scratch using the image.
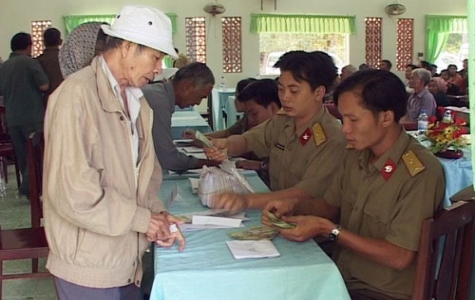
[205,51,345,213]
[142,62,218,173]
[440,68,461,95]
[379,59,392,71]
[427,77,449,107]
[340,64,357,82]
[202,78,257,139]
[234,79,281,186]
[403,64,418,92]
[402,68,436,122]
[358,63,370,71]
[447,64,465,93]
[263,70,445,300]
[418,60,432,72]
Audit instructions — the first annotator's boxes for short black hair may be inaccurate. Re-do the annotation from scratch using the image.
[334,70,407,122]
[236,78,257,96]
[381,59,392,69]
[10,32,32,51]
[419,60,432,71]
[172,62,215,87]
[43,28,61,47]
[447,64,458,70]
[405,64,418,70]
[238,79,281,108]
[274,51,337,91]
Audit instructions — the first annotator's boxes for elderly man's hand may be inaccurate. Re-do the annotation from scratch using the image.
[155,214,186,252]
[277,215,333,243]
[210,193,248,214]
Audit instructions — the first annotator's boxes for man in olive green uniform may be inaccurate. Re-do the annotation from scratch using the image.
[205,51,345,213]
[263,70,445,300]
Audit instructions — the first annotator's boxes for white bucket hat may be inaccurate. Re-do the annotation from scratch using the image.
[101,5,178,59]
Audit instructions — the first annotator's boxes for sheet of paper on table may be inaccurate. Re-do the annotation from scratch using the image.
[226,240,280,259]
[189,178,199,194]
[176,209,248,232]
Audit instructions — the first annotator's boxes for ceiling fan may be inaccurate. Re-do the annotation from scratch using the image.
[385,3,406,16]
[203,2,226,16]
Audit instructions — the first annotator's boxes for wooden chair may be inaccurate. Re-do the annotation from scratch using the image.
[0,131,49,297]
[412,201,475,300]
[0,106,21,189]
[27,131,44,229]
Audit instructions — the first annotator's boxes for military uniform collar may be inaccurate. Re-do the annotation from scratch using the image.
[358,127,410,173]
[284,105,327,138]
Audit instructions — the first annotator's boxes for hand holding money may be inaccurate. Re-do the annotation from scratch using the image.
[202,135,228,162]
[266,211,296,229]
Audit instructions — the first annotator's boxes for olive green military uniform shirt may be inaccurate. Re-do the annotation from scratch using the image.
[243,106,345,198]
[324,129,445,300]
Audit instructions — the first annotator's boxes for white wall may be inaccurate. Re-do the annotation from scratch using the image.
[0,0,467,87]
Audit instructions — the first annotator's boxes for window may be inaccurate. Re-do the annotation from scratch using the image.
[222,16,242,73]
[251,14,355,75]
[185,17,206,63]
[259,33,348,75]
[31,20,52,57]
[396,18,414,71]
[364,17,382,69]
[433,33,469,71]
[426,15,468,71]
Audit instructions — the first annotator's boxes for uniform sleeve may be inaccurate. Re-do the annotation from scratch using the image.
[30,58,49,87]
[144,86,198,173]
[44,85,151,236]
[242,118,274,158]
[323,160,345,207]
[385,162,445,251]
[294,137,345,198]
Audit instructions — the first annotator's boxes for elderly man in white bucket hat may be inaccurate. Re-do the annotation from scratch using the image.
[42,5,185,299]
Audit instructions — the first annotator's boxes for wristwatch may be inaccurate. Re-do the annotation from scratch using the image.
[329,224,342,241]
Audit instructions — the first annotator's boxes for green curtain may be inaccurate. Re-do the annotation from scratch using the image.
[425,15,467,64]
[63,13,178,35]
[250,13,355,34]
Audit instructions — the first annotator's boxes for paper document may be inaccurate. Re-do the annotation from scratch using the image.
[183,146,205,153]
[226,240,281,259]
[192,215,242,228]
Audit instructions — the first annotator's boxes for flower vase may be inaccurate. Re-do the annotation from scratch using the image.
[434,149,464,159]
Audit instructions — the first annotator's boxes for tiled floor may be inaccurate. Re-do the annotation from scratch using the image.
[1,166,57,300]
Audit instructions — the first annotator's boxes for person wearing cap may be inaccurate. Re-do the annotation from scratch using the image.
[204,51,345,214]
[42,5,185,299]
[142,62,218,174]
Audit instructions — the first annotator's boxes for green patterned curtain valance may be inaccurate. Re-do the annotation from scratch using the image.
[250,13,355,34]
[426,15,467,33]
[63,13,178,35]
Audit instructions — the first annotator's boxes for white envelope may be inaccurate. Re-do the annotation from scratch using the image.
[192,215,242,227]
[226,240,281,259]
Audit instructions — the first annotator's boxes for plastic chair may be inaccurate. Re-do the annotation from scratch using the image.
[412,201,475,300]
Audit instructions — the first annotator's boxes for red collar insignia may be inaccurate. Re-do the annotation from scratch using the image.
[299,128,312,145]
[381,159,396,181]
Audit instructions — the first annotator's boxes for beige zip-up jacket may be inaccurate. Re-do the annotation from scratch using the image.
[43,56,165,288]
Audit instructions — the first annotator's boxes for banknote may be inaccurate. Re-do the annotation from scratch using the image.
[195,130,215,149]
[228,226,279,240]
[267,211,296,229]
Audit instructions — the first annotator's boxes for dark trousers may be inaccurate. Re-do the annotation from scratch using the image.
[54,277,143,300]
[9,122,43,195]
